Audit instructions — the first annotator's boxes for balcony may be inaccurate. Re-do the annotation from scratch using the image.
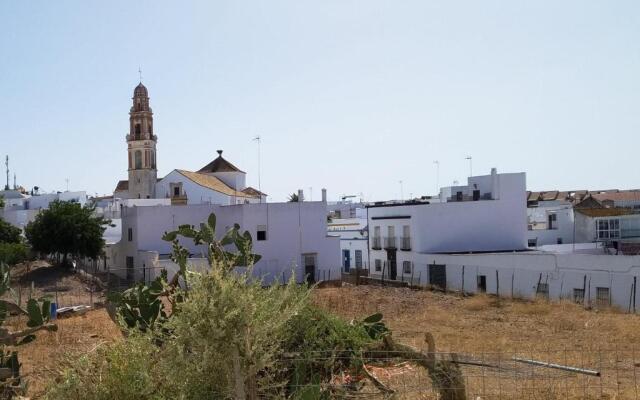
[371,237,382,250]
[401,236,411,251]
[384,236,396,249]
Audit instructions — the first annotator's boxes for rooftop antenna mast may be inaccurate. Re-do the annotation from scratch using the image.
[252,136,262,202]
[4,156,9,191]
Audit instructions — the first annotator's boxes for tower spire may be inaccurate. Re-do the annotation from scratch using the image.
[138,67,143,83]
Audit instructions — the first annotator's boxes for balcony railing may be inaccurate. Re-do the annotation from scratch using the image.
[384,236,396,249]
[401,236,411,251]
[372,237,382,250]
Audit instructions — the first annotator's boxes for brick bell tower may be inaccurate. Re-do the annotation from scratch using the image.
[126,82,157,199]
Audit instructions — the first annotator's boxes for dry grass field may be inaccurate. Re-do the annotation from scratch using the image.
[8,274,640,399]
[313,285,640,399]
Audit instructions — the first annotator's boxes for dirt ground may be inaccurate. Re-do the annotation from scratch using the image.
[313,285,640,399]
[2,262,121,398]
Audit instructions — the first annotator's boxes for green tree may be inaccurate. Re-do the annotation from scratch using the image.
[25,201,109,266]
[0,219,21,245]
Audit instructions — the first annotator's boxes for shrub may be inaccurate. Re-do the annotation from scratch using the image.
[0,219,21,244]
[0,243,29,266]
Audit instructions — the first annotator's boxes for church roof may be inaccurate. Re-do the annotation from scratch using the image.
[175,170,257,198]
[114,180,129,192]
[134,83,148,97]
[198,150,244,174]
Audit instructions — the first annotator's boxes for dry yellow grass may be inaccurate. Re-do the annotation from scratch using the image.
[6,308,123,398]
[313,285,640,399]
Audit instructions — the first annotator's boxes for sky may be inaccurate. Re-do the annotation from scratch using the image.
[0,1,639,202]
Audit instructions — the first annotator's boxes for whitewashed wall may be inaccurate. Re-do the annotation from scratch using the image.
[110,201,340,284]
[411,252,640,311]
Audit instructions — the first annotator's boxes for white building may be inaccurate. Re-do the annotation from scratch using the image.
[327,213,369,273]
[526,202,575,247]
[1,190,88,231]
[106,199,340,285]
[367,169,527,281]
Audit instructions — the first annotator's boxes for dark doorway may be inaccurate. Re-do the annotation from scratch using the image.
[126,256,134,282]
[477,275,487,293]
[428,264,446,290]
[386,249,397,280]
[304,254,316,284]
[342,250,351,272]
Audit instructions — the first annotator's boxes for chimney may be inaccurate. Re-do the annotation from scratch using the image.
[321,188,327,203]
[491,168,500,200]
[298,189,304,202]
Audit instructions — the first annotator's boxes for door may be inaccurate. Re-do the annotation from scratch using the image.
[429,264,446,290]
[477,275,486,293]
[386,249,397,280]
[342,250,351,272]
[304,254,316,284]
[126,256,134,282]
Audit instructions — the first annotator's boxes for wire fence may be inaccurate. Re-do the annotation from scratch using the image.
[272,348,640,399]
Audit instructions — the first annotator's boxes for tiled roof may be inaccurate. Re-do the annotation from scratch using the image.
[175,170,257,198]
[592,191,640,202]
[114,180,128,192]
[575,208,637,217]
[198,151,244,173]
[241,186,267,197]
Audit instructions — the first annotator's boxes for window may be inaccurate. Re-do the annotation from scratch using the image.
[174,187,180,197]
[372,226,381,249]
[257,225,267,241]
[128,228,133,242]
[355,250,363,268]
[596,287,610,306]
[528,239,537,247]
[596,219,620,240]
[402,261,412,274]
[134,124,141,140]
[134,151,142,169]
[402,225,411,250]
[573,288,585,303]
[557,238,563,245]
[375,259,382,272]
[548,213,557,230]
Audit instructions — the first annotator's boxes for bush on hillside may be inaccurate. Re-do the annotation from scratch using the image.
[0,242,29,266]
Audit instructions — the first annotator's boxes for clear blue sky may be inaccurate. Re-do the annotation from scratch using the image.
[1,1,638,202]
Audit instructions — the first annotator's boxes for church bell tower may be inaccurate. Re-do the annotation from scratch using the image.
[126,83,157,199]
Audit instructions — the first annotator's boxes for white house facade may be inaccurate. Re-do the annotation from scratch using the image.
[105,200,340,285]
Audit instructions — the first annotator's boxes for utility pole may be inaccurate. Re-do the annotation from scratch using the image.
[252,136,262,202]
[399,180,404,201]
[4,156,9,191]
[465,156,473,177]
[433,160,440,194]
[65,178,69,192]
